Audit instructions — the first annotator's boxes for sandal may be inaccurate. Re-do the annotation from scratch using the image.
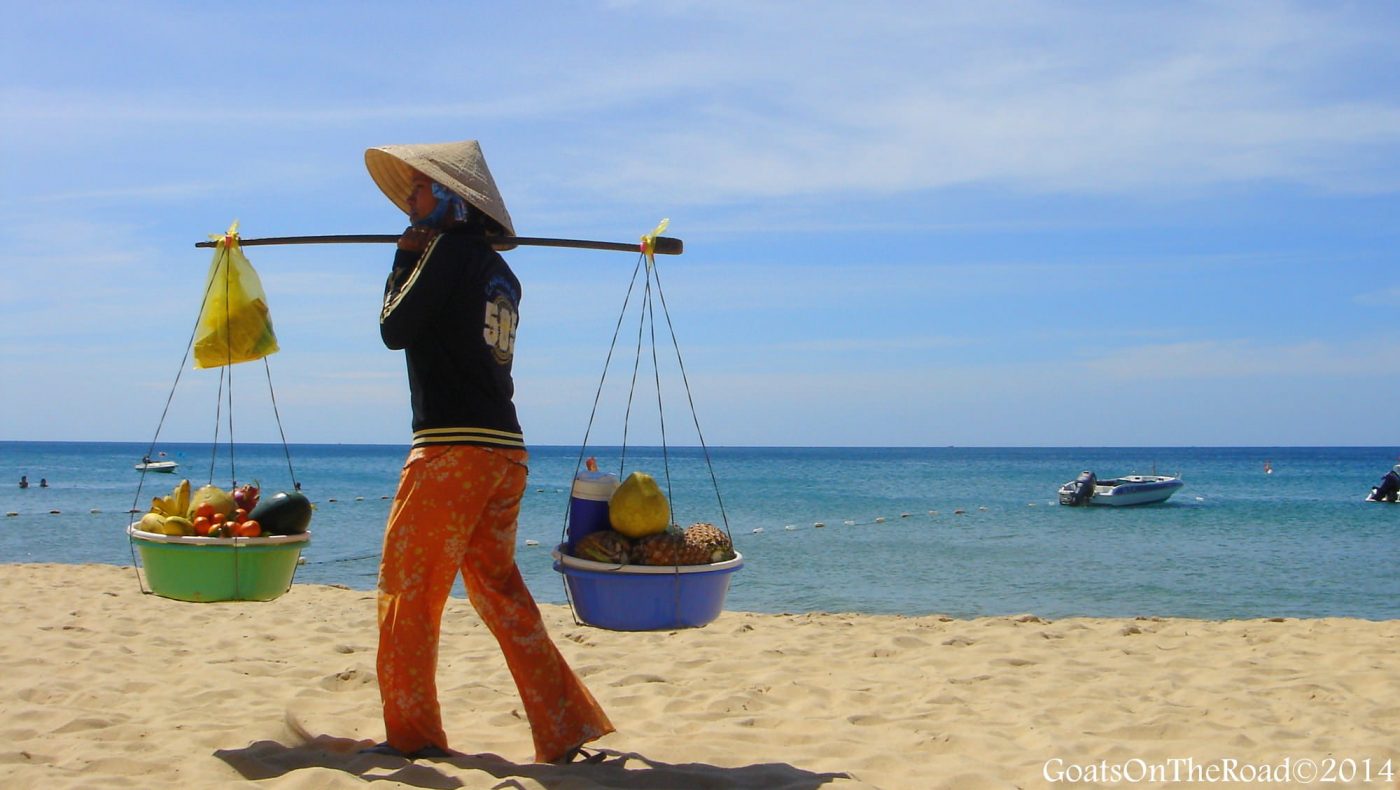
[358,742,453,760]
[553,745,606,765]
[358,742,406,758]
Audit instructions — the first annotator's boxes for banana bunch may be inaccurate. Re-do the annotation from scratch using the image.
[139,479,195,535]
[149,478,191,518]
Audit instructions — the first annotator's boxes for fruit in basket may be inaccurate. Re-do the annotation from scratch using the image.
[572,530,632,564]
[164,516,195,536]
[190,485,236,521]
[138,512,168,533]
[233,482,260,512]
[682,522,735,564]
[608,471,669,539]
[155,520,183,536]
[149,479,191,518]
[249,491,312,535]
[634,530,687,565]
[174,479,190,516]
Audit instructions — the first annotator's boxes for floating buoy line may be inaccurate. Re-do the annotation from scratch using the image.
[7,478,1011,557]
[3,492,393,518]
[6,494,1007,578]
[4,495,1006,525]
[743,507,1000,534]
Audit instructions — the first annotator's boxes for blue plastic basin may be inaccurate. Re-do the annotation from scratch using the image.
[552,547,742,631]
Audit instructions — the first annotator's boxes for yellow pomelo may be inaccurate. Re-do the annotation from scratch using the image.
[608,471,669,539]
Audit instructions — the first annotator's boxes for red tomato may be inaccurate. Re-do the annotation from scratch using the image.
[233,508,248,524]
[234,520,262,538]
[212,512,227,525]
[193,516,212,537]
[195,502,215,519]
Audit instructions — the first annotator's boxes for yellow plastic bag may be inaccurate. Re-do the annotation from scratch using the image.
[193,222,279,368]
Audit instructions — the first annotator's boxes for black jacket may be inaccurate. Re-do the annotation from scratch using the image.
[381,229,523,449]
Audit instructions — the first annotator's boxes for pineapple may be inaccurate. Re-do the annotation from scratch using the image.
[572,530,632,564]
[682,522,735,564]
[635,530,687,565]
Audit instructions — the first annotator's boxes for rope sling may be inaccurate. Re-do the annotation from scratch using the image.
[128,231,300,598]
[559,241,736,627]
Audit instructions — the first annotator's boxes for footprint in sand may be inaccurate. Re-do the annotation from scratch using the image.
[319,669,376,691]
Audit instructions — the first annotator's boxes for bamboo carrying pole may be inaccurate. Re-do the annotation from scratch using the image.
[194,234,683,255]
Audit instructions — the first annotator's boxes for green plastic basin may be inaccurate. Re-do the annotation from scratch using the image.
[127,524,310,602]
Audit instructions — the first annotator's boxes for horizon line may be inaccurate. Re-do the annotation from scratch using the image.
[3,439,1396,452]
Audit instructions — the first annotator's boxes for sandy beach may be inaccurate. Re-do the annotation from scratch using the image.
[2,563,1396,789]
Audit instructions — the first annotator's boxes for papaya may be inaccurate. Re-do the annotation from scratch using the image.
[248,491,312,535]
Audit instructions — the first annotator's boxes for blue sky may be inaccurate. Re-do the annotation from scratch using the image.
[2,1,1397,447]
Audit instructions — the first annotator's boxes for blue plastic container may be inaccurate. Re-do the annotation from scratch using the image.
[553,547,743,631]
[566,471,618,550]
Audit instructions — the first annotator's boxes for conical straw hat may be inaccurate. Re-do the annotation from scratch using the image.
[365,140,516,248]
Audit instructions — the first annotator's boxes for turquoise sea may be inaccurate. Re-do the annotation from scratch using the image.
[2,441,1397,620]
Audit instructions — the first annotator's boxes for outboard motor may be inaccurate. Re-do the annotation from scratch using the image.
[1369,468,1400,503]
[1060,470,1097,506]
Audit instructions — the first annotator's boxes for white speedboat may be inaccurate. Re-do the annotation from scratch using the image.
[134,460,179,473]
[1365,465,1400,503]
[1059,471,1184,507]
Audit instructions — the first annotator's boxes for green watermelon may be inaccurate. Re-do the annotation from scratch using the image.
[249,491,312,535]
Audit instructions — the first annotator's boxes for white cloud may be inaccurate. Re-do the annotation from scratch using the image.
[1354,287,1400,307]
[1079,339,1378,381]
[2,2,1396,446]
[8,2,1397,215]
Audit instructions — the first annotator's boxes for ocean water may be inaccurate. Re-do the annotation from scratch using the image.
[2,441,1397,621]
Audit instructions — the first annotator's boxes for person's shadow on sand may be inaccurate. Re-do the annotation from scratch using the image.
[215,734,857,789]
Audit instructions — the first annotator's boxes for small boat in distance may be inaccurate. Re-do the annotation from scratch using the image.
[134,457,179,474]
[1059,471,1184,507]
[1365,465,1400,503]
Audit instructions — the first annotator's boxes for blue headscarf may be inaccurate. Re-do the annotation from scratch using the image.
[413,182,472,229]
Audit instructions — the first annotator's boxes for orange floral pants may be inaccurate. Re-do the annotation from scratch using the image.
[376,445,614,761]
